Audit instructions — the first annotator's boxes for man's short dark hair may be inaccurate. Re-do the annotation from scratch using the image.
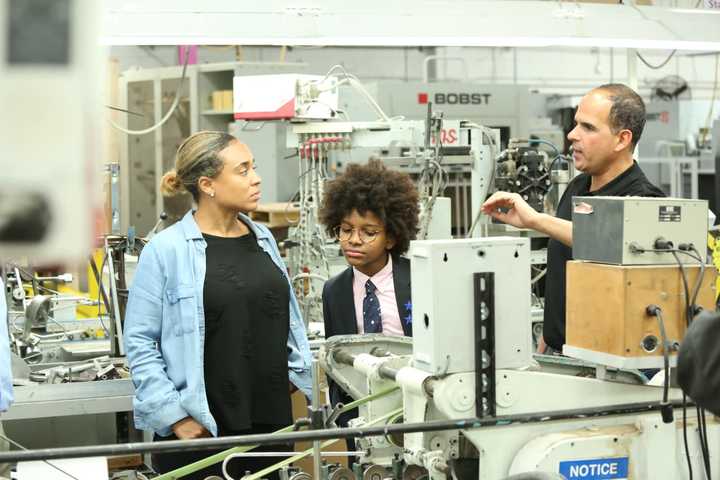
[594,83,646,151]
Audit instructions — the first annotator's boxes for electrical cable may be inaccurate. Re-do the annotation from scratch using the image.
[683,395,695,480]
[104,105,144,117]
[526,138,566,186]
[646,305,671,422]
[531,267,547,284]
[630,245,701,263]
[695,403,711,478]
[89,252,111,338]
[636,50,677,70]
[317,65,392,122]
[98,250,113,339]
[670,250,693,323]
[346,76,392,122]
[668,248,711,480]
[634,242,708,477]
[466,125,500,238]
[466,136,565,239]
[671,250,700,480]
[548,154,567,174]
[687,244,712,480]
[702,412,712,478]
[528,138,560,157]
[683,393,694,480]
[107,47,191,136]
[698,404,712,479]
[680,278,711,480]
[417,111,447,239]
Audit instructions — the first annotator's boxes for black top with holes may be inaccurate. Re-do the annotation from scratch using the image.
[202,231,292,433]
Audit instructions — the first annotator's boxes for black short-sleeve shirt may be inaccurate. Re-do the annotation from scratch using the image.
[543,161,665,351]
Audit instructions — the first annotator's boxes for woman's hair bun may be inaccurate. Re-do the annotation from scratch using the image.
[160,169,185,196]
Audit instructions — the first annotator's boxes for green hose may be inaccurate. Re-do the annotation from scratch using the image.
[153,425,295,480]
[243,407,404,480]
[335,385,400,414]
[155,385,401,479]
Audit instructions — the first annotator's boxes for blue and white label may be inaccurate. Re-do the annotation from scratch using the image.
[559,457,629,479]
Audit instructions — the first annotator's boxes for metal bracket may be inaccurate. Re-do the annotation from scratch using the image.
[474,272,496,418]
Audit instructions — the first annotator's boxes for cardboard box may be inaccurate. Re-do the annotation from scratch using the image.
[222,90,233,111]
[211,90,224,111]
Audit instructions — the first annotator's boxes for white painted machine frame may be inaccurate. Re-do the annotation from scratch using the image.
[320,238,717,480]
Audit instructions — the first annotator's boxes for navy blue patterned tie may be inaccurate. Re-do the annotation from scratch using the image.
[363,280,383,333]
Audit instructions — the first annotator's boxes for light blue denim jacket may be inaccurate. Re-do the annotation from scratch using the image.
[0,280,13,412]
[124,211,312,437]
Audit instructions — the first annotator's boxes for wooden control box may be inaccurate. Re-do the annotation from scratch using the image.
[564,261,716,369]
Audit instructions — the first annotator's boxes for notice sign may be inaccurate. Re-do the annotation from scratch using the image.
[559,457,629,479]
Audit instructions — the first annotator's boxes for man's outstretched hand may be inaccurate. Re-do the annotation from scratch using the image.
[481,192,540,230]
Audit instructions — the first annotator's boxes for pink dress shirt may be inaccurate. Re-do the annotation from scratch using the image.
[352,256,404,336]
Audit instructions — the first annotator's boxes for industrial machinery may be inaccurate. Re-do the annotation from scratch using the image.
[3,234,138,384]
[571,196,709,266]
[233,67,570,329]
[283,113,498,327]
[494,139,570,216]
[0,68,687,479]
[340,81,567,226]
[566,196,714,373]
[484,138,570,349]
[2,235,715,479]
[234,67,502,326]
[316,237,718,480]
[338,81,555,150]
[206,70,559,341]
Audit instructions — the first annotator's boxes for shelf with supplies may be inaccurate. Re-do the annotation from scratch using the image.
[117,60,308,236]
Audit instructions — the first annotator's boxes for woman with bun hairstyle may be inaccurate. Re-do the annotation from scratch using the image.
[124,131,312,479]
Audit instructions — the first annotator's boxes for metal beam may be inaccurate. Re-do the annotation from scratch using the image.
[0,400,692,463]
[4,379,134,420]
[101,1,720,51]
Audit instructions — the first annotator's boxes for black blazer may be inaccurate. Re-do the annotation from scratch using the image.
[322,255,412,427]
[322,255,412,339]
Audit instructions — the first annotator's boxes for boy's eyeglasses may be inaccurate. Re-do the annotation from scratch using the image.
[333,225,382,244]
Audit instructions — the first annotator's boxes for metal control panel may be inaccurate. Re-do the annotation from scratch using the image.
[572,196,708,265]
[409,237,532,375]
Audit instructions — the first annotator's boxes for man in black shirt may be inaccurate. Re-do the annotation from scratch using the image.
[482,84,664,353]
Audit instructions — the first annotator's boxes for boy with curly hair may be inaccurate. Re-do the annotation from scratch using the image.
[319,159,419,427]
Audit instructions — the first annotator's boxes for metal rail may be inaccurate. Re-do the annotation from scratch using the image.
[0,400,690,463]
